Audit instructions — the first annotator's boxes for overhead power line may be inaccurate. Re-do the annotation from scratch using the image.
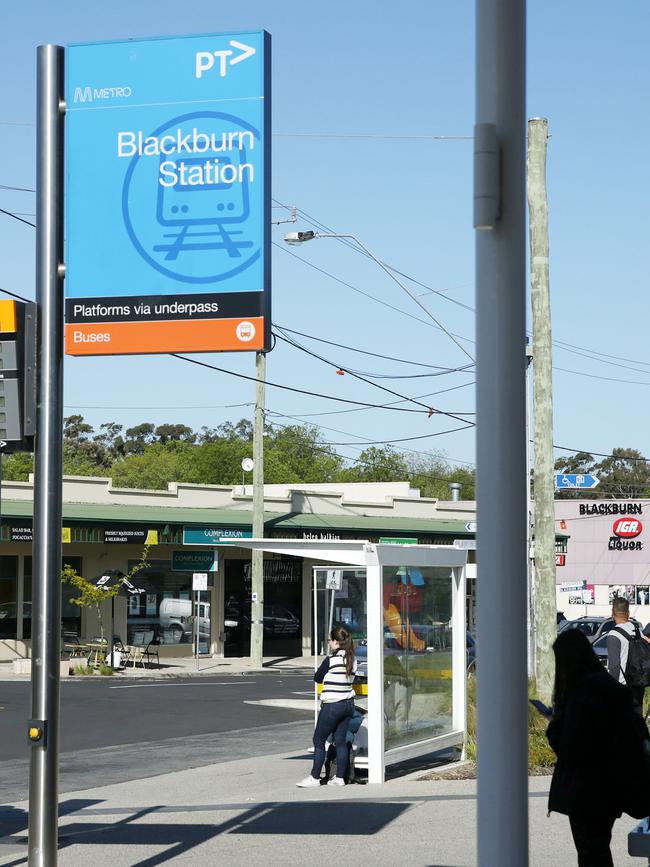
[171,353,440,415]
[273,327,473,381]
[275,324,475,372]
[274,330,476,423]
[0,206,36,228]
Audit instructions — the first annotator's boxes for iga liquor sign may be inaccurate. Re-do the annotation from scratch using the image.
[609,517,644,551]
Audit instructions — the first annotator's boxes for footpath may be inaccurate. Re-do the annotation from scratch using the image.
[0,655,316,683]
[0,658,643,864]
[0,748,643,866]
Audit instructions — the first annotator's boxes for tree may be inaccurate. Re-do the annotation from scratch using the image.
[62,547,149,646]
[596,448,650,498]
[2,450,33,481]
[554,447,650,499]
[111,442,197,490]
[123,423,156,455]
[154,424,197,444]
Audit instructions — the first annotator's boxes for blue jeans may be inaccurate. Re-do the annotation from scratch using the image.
[310,698,355,779]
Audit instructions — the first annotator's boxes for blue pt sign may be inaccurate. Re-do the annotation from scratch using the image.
[64,31,271,356]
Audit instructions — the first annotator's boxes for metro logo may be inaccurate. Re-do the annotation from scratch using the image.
[613,518,643,538]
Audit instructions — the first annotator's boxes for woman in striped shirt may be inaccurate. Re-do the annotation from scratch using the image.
[296,626,357,787]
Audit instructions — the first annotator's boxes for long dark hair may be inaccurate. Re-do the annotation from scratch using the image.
[552,628,603,715]
[331,625,355,676]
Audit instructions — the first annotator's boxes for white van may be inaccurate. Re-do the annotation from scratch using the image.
[158,598,210,643]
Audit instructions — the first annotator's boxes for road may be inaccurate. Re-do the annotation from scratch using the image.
[0,674,315,804]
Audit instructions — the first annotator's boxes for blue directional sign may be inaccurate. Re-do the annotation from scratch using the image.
[555,473,600,490]
[64,31,271,356]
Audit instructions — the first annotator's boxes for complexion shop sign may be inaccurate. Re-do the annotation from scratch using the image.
[64,31,271,356]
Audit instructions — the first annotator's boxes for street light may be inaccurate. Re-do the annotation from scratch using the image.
[283,229,474,363]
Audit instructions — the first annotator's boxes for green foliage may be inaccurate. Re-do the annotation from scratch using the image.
[72,664,94,677]
[98,663,115,676]
[17,414,477,494]
[62,548,150,642]
[2,450,33,481]
[465,676,556,769]
[555,447,650,499]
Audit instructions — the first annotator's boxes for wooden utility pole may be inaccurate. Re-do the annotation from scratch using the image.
[250,350,266,668]
[528,117,555,703]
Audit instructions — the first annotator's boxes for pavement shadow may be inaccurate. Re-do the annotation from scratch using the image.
[0,800,410,867]
[0,798,103,838]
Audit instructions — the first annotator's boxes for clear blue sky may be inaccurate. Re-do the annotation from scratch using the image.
[1,2,649,473]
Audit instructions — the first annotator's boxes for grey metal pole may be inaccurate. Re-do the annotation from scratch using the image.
[250,351,266,668]
[474,2,528,866]
[528,117,555,705]
[28,44,65,867]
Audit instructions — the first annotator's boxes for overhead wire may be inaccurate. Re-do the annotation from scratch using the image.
[273,330,476,422]
[0,206,36,228]
[273,326,473,380]
[275,324,475,372]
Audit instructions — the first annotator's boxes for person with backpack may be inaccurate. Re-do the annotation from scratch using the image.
[296,625,357,788]
[606,596,650,713]
[547,629,650,866]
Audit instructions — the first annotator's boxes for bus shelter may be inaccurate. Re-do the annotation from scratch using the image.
[239,540,468,783]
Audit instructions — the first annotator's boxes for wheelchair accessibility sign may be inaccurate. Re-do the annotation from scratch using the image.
[64,31,271,356]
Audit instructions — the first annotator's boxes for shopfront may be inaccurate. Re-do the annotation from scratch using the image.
[224,557,302,657]
[125,558,213,652]
[0,554,82,644]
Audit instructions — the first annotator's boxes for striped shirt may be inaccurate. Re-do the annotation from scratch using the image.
[315,650,357,703]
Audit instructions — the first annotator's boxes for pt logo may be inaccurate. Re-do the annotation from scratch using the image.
[121,111,261,284]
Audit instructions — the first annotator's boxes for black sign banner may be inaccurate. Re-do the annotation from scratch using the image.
[104,528,149,544]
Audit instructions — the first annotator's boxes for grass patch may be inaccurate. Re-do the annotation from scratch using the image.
[72,664,94,677]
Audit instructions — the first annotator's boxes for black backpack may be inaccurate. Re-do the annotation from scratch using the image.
[614,625,650,687]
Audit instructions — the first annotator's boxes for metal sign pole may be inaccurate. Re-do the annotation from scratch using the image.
[475,1,528,865]
[195,590,200,672]
[28,43,65,867]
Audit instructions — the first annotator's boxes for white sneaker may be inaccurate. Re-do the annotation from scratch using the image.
[327,777,345,786]
[296,776,321,788]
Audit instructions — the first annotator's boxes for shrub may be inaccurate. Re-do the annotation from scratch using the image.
[72,665,94,677]
[98,663,115,677]
[465,675,556,769]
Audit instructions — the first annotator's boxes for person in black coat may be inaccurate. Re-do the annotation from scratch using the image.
[547,628,650,867]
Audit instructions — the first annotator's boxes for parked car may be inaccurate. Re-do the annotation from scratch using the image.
[591,616,642,644]
[354,631,477,677]
[557,616,607,641]
[557,611,567,628]
[592,633,609,666]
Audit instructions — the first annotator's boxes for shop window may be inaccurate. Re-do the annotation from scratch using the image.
[224,559,302,658]
[0,556,18,639]
[23,555,82,640]
[126,559,209,648]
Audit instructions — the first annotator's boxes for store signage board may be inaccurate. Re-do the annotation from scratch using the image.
[172,550,218,572]
[64,30,271,356]
[104,528,158,545]
[192,572,209,591]
[183,526,252,545]
[378,537,418,545]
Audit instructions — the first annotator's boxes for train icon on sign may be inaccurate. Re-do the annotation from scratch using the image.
[154,153,253,261]
[122,110,262,286]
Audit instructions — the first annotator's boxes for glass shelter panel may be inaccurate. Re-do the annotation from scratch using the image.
[313,568,367,657]
[382,565,454,749]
